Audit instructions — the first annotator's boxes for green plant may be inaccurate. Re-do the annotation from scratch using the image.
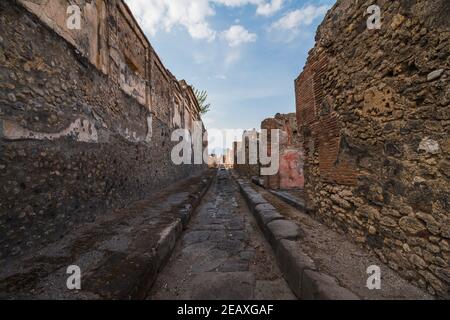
[194,88,211,115]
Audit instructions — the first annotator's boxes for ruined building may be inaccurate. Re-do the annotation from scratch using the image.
[295,0,449,297]
[0,0,206,260]
[261,113,304,190]
[233,114,304,191]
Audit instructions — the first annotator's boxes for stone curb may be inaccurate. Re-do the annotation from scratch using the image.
[154,171,215,276]
[266,220,305,248]
[249,176,305,211]
[231,171,360,300]
[94,171,216,299]
[99,171,216,299]
[276,239,316,298]
[154,220,184,274]
[251,176,265,187]
[269,190,305,211]
[178,174,215,229]
[301,269,360,300]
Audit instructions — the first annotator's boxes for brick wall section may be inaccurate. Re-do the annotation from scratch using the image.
[295,0,449,297]
[261,113,304,190]
[0,1,206,260]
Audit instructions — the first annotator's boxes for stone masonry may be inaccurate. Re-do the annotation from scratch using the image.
[261,113,304,190]
[0,0,206,261]
[295,0,449,297]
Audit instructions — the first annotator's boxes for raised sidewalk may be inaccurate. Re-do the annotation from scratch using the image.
[0,170,215,299]
[232,171,433,300]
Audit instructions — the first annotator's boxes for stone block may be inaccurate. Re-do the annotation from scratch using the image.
[255,203,276,212]
[258,209,285,226]
[266,220,305,248]
[247,193,267,206]
[301,270,360,300]
[276,240,316,298]
[155,220,183,270]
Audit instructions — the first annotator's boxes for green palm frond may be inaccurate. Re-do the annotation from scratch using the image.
[194,87,211,115]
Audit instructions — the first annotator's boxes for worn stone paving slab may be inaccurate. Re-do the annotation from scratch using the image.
[0,171,214,300]
[149,170,296,300]
[189,272,256,300]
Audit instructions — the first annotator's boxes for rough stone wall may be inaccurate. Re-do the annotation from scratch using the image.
[0,1,206,260]
[18,0,147,105]
[261,113,304,190]
[16,0,204,126]
[295,0,449,297]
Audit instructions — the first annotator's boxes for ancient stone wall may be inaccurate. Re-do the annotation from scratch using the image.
[15,0,203,125]
[0,0,206,260]
[261,113,304,190]
[18,0,146,105]
[295,0,449,297]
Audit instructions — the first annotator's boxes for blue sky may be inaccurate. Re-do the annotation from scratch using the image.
[125,0,336,153]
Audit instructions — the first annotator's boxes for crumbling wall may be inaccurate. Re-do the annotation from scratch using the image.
[261,113,304,190]
[16,0,204,124]
[295,0,449,297]
[0,0,206,260]
[18,0,148,105]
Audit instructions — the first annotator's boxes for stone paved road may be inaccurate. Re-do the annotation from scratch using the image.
[149,170,295,300]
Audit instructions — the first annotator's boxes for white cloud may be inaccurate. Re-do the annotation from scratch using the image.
[223,25,257,47]
[272,4,330,30]
[225,49,241,66]
[214,0,259,6]
[125,0,283,42]
[126,0,216,41]
[256,0,283,16]
[214,0,283,16]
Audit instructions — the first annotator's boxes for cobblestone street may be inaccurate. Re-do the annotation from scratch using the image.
[1,0,448,302]
[150,170,295,300]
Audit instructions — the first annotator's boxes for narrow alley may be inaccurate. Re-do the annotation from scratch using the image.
[0,0,448,303]
[150,170,295,300]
